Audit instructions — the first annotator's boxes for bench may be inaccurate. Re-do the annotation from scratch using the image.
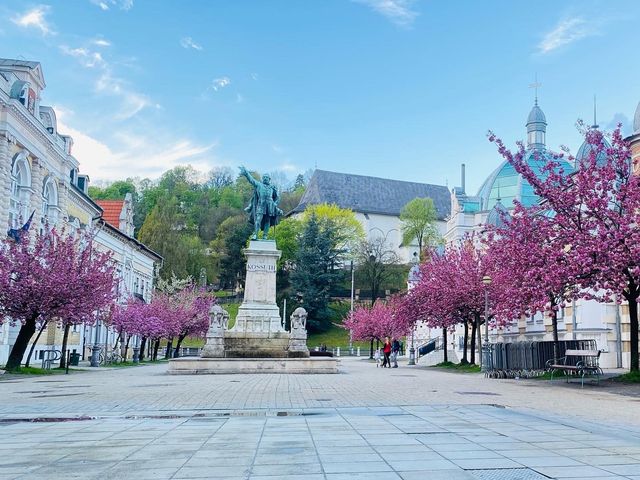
[546,349,602,387]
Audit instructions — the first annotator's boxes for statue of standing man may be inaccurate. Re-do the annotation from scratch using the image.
[239,166,283,240]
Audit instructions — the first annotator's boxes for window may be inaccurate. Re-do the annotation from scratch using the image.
[9,154,32,229]
[41,177,59,226]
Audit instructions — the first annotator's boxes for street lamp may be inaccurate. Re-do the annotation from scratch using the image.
[133,335,140,364]
[408,251,419,366]
[349,259,355,355]
[481,275,492,372]
[90,319,102,367]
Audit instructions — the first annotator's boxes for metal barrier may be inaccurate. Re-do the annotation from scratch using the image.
[486,339,598,379]
[41,349,61,370]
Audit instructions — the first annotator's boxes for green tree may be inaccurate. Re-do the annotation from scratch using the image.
[210,215,252,290]
[290,215,342,332]
[356,236,401,305]
[88,179,137,200]
[399,197,441,260]
[138,195,208,280]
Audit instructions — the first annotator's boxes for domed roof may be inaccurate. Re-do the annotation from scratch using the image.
[634,101,640,134]
[486,199,510,228]
[527,104,547,126]
[477,149,574,211]
[575,128,610,166]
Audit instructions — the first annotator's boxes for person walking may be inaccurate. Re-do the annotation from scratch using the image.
[382,337,392,368]
[374,348,381,367]
[391,338,400,368]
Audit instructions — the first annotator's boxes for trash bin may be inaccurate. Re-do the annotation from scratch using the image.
[69,353,80,366]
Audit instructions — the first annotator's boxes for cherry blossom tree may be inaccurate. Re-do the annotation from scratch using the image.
[484,204,583,361]
[489,125,640,371]
[170,287,214,357]
[344,298,410,353]
[0,229,117,371]
[110,287,214,360]
[398,241,504,365]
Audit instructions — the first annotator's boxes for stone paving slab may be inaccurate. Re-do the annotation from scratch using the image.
[0,405,639,479]
[1,358,640,479]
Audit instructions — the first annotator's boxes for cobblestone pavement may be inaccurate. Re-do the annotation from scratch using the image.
[1,357,639,479]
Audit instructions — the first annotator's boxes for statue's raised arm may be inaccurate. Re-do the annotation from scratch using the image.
[239,166,258,187]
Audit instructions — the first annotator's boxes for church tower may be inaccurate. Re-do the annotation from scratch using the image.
[526,99,547,150]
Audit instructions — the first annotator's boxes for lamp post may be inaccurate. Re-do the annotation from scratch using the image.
[408,251,419,366]
[132,335,140,364]
[90,319,102,367]
[349,259,355,355]
[481,275,492,372]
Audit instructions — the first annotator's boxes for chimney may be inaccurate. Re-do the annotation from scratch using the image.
[461,163,466,192]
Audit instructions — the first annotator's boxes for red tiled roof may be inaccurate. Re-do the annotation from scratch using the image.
[96,200,125,228]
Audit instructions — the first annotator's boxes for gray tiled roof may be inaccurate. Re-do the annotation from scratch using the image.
[291,170,451,220]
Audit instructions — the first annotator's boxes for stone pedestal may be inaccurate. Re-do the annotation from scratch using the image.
[288,307,310,357]
[201,305,229,358]
[223,240,296,358]
[231,240,284,334]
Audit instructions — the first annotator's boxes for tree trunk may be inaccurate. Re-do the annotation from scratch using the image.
[369,338,374,359]
[59,323,71,369]
[442,327,448,363]
[139,337,147,362]
[152,339,160,361]
[476,313,482,369]
[25,320,49,368]
[123,335,131,362]
[627,289,639,372]
[5,316,38,371]
[173,334,187,358]
[164,338,173,359]
[470,319,477,365]
[462,320,469,364]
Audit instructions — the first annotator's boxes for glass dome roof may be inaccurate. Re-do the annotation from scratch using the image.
[477,149,574,211]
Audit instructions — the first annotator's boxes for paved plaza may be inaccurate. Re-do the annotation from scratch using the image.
[1,357,640,479]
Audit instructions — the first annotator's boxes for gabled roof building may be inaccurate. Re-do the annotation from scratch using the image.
[291,170,451,263]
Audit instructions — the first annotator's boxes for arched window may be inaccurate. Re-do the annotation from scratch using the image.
[41,177,59,226]
[9,153,32,230]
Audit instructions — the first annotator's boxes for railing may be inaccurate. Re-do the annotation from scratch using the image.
[485,339,598,379]
[417,337,441,359]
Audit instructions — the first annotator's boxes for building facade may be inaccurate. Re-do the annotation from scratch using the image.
[423,100,637,369]
[0,58,161,366]
[291,169,451,263]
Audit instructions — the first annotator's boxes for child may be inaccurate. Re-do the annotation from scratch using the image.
[374,348,381,367]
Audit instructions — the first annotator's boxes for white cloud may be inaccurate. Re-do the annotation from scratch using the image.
[212,77,231,91]
[236,93,244,103]
[180,36,203,51]
[93,38,111,47]
[60,45,106,68]
[353,0,418,27]
[90,0,134,11]
[11,5,54,35]
[278,161,298,173]
[57,114,218,180]
[95,72,158,119]
[538,17,597,54]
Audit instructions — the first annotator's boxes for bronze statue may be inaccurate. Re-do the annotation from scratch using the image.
[239,166,283,240]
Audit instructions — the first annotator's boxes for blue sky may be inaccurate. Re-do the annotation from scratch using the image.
[1,0,639,194]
